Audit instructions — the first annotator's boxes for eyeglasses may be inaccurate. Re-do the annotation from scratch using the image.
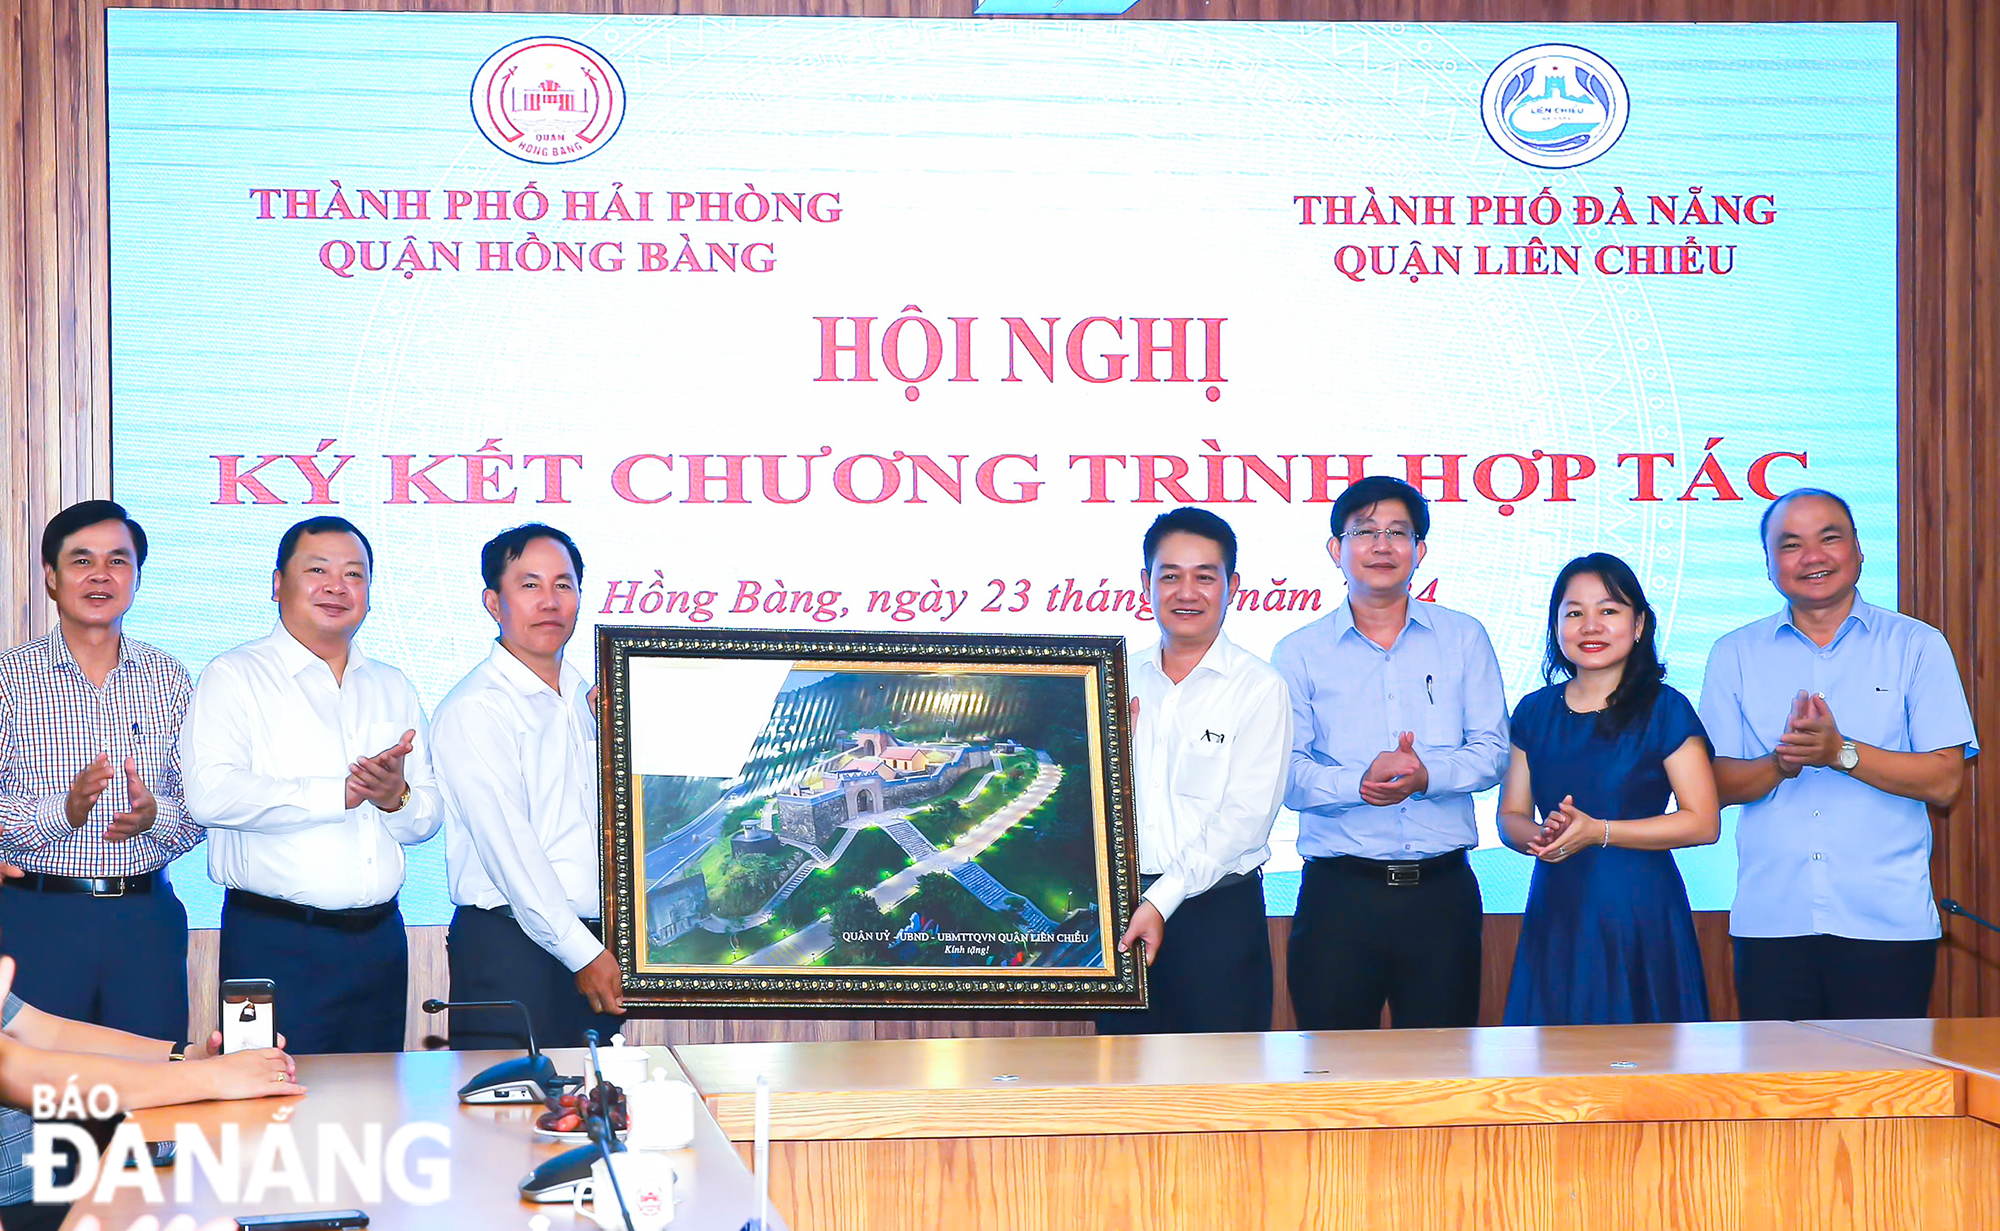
[1340,529,1418,547]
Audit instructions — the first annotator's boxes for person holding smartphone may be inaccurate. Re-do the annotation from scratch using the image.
[220,978,278,1054]
[0,944,301,1231]
[180,517,444,1055]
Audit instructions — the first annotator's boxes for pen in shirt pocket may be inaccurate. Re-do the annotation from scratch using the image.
[1426,675,1435,704]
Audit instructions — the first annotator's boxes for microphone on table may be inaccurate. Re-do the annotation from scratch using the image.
[584,1029,639,1231]
[1941,899,2000,936]
[420,998,568,1104]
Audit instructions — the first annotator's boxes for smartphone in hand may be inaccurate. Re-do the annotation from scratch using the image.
[235,1212,367,1229]
[220,978,277,1054]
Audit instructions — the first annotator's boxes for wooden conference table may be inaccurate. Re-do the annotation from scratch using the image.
[1804,1015,2000,1123]
[60,1046,782,1231]
[55,1020,2000,1229]
[675,1020,2000,1230]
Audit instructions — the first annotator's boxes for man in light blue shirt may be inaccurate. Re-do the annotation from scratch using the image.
[1700,488,1977,1021]
[1273,476,1510,1030]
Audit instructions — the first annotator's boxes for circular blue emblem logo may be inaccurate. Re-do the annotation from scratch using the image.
[1480,45,1630,169]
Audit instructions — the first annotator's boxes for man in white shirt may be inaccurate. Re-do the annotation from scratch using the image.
[180,516,443,1054]
[432,524,624,1051]
[1098,508,1291,1035]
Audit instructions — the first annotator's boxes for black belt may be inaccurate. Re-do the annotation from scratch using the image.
[15,871,157,897]
[1316,848,1468,887]
[485,903,603,939]
[1138,869,1259,896]
[227,888,399,931]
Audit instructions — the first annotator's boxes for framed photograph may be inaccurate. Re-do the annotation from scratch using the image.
[595,626,1145,1009]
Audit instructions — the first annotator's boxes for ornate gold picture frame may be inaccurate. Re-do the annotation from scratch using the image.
[596,626,1144,1009]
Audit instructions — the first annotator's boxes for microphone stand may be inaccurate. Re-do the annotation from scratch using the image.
[420,998,569,1102]
[1942,898,2000,936]
[421,997,541,1059]
[583,1029,638,1231]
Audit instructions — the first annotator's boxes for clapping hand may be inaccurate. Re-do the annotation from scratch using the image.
[1528,794,1601,862]
[104,757,158,842]
[345,729,416,810]
[63,754,115,829]
[1769,691,1809,778]
[1776,692,1843,774]
[1360,732,1428,807]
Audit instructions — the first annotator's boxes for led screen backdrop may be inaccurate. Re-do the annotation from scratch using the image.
[106,14,1898,925]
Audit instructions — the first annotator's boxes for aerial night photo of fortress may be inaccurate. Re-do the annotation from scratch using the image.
[634,667,1110,972]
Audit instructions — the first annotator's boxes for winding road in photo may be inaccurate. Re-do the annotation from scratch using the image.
[735,754,1062,966]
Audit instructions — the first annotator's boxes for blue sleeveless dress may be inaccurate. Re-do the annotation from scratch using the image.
[1502,684,1711,1026]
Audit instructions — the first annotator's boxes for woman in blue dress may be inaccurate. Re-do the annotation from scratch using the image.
[1500,552,1720,1026]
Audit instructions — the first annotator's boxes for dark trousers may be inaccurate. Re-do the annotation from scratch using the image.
[1734,934,1939,1021]
[0,1202,68,1231]
[446,905,622,1051]
[1095,873,1273,1036]
[220,892,407,1055]
[0,877,188,1041]
[1288,852,1484,1031]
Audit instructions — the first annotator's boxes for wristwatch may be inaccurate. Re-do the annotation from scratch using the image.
[168,1041,189,1061]
[1836,740,1860,772]
[385,785,412,813]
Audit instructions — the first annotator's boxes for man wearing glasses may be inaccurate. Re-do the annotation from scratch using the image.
[1273,475,1509,1030]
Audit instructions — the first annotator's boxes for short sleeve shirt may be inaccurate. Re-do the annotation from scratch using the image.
[1698,597,1979,940]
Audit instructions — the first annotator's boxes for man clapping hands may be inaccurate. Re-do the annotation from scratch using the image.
[180,518,443,1055]
[1702,489,1976,1022]
[0,502,203,1044]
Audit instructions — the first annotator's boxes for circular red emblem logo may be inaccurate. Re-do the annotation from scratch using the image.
[471,36,625,164]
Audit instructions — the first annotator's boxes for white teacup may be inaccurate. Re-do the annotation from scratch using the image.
[597,1037,652,1090]
[572,1150,677,1230]
[626,1073,697,1151]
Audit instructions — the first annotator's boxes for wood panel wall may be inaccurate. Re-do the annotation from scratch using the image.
[9,0,1997,1036]
[1905,0,2000,1018]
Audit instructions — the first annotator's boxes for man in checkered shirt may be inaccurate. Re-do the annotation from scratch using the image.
[0,501,205,1042]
